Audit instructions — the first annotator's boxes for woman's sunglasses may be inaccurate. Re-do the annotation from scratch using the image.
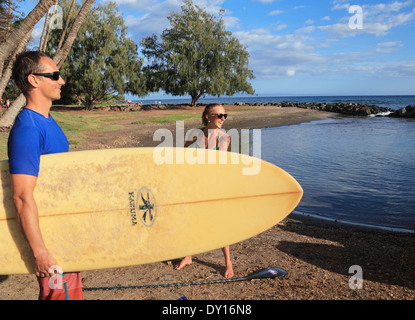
[211,113,228,119]
[32,71,60,81]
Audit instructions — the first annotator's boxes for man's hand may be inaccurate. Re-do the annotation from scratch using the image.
[34,250,59,277]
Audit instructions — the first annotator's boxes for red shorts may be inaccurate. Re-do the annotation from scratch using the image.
[37,272,83,300]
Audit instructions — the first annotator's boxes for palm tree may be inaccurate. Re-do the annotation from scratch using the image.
[0,0,95,129]
[0,0,55,75]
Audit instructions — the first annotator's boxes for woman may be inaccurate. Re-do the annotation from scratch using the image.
[174,103,234,278]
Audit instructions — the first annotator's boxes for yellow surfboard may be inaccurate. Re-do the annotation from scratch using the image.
[0,148,302,275]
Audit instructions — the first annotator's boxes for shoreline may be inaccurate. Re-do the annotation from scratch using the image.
[291,211,415,235]
[1,105,414,300]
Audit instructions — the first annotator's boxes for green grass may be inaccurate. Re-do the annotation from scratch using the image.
[0,112,125,160]
[132,113,200,124]
[51,111,124,145]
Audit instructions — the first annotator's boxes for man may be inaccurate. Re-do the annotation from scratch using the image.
[8,51,82,300]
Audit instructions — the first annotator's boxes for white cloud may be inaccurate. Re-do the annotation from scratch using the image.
[253,0,276,3]
[365,0,413,15]
[115,0,236,41]
[235,29,329,79]
[114,0,155,5]
[234,16,414,81]
[268,10,284,16]
[321,1,415,37]
[274,24,287,31]
[286,68,296,76]
[375,41,404,53]
[354,60,415,78]
[377,41,403,47]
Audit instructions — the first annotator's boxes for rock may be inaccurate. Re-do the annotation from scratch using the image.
[408,106,415,117]
[110,106,122,112]
[141,104,153,111]
[389,105,415,118]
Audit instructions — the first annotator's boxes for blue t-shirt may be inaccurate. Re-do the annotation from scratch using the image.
[8,108,69,177]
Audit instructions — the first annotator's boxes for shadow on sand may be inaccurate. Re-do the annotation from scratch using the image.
[276,216,415,290]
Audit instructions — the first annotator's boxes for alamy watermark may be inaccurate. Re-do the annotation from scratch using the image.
[348,265,363,289]
[348,5,364,30]
[152,121,262,175]
[47,5,63,30]
[48,265,64,289]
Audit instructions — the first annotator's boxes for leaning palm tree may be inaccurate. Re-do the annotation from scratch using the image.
[0,0,55,75]
[0,0,95,130]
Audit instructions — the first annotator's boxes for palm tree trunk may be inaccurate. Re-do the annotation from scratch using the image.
[57,0,76,52]
[0,0,95,130]
[38,6,50,51]
[0,26,33,97]
[41,0,59,51]
[7,0,13,31]
[0,0,55,75]
[54,0,95,67]
[0,94,25,131]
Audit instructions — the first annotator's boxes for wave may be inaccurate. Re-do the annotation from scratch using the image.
[368,111,393,117]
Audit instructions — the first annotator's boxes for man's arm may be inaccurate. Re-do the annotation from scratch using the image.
[11,174,57,277]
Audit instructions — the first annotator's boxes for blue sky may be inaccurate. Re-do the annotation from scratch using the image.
[22,0,415,98]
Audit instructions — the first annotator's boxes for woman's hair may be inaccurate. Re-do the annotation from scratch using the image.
[202,103,223,126]
[12,51,51,96]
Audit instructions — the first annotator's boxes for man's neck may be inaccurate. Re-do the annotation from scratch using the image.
[25,97,52,118]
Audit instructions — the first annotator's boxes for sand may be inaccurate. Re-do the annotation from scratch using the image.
[1,104,414,300]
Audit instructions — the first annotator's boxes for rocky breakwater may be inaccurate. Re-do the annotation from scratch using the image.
[95,101,414,118]
[279,101,393,116]
[389,105,415,118]
[235,101,414,118]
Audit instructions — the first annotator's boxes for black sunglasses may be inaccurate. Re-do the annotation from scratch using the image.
[211,113,228,119]
[32,71,60,81]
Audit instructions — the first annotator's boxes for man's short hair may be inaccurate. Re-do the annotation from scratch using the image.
[12,51,52,96]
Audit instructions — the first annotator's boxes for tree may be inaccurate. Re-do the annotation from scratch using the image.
[0,0,55,76]
[141,0,255,106]
[0,0,31,102]
[0,0,15,41]
[0,0,95,129]
[57,2,147,110]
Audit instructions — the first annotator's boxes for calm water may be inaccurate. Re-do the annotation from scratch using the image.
[261,115,415,233]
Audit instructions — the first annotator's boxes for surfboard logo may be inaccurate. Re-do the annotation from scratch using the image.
[137,187,157,227]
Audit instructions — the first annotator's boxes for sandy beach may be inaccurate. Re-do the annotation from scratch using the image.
[0,104,414,300]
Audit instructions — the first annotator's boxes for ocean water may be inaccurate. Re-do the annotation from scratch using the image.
[261,115,415,233]
[141,95,415,233]
[230,95,414,233]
